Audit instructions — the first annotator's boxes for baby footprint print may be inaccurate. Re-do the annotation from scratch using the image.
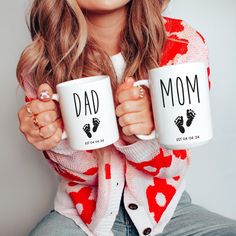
[174,116,185,134]
[92,118,100,133]
[83,124,92,138]
[186,109,196,127]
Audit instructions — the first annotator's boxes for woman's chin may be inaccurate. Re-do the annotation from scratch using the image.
[78,0,131,13]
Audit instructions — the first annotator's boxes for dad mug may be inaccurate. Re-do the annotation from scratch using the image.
[52,75,119,150]
[133,62,213,150]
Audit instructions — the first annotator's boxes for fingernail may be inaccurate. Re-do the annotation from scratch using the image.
[39,90,50,100]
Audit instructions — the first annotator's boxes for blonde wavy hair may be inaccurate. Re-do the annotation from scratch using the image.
[17,0,170,97]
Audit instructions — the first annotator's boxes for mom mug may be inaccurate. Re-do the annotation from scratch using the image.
[52,75,119,150]
[133,62,213,150]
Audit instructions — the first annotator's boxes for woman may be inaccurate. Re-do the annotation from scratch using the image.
[17,0,236,235]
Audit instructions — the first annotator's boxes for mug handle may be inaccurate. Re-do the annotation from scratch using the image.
[132,80,158,140]
[52,94,68,140]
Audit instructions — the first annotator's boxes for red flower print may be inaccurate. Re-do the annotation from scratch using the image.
[164,17,184,34]
[207,67,211,90]
[124,161,127,174]
[161,18,189,66]
[161,35,189,66]
[196,31,206,43]
[127,148,172,176]
[172,150,187,160]
[146,178,176,223]
[85,150,93,153]
[173,176,180,181]
[68,181,78,187]
[105,163,111,180]
[83,167,98,175]
[69,187,96,224]
[207,67,211,77]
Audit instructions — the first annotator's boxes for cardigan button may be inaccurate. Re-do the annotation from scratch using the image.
[128,203,138,210]
[143,227,152,235]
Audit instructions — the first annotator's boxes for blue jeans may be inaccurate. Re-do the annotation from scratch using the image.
[28,191,236,235]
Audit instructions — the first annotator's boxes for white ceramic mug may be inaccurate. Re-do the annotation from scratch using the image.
[52,75,119,150]
[133,62,213,150]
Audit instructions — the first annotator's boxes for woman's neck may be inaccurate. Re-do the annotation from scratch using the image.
[85,7,128,56]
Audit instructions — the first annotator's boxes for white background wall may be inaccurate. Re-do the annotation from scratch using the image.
[0,1,235,236]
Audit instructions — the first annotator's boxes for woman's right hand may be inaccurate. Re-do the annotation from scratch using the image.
[18,83,63,151]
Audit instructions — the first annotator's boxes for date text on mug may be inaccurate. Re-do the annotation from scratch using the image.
[176,135,200,142]
[85,139,105,145]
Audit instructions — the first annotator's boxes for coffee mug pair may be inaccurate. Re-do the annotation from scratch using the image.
[52,62,213,151]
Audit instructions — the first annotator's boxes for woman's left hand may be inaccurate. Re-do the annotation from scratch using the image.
[115,77,154,144]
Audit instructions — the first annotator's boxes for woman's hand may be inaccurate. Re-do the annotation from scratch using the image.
[18,83,63,151]
[115,77,154,144]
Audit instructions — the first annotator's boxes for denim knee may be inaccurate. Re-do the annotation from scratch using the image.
[202,225,236,236]
[28,210,87,236]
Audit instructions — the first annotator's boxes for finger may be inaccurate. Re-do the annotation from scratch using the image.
[18,104,32,121]
[18,102,60,136]
[35,127,63,151]
[25,130,45,144]
[118,111,144,127]
[25,118,63,143]
[20,121,43,143]
[117,86,140,103]
[115,77,135,103]
[39,119,63,139]
[122,123,153,136]
[36,110,61,127]
[115,99,146,117]
[116,77,134,94]
[120,133,139,144]
[30,99,58,115]
[18,109,38,135]
[20,117,45,143]
[37,83,53,102]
